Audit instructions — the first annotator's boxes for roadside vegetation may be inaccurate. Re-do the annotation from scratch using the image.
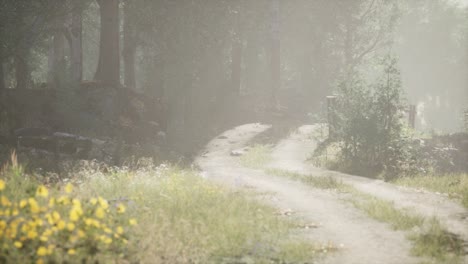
[265,169,466,263]
[394,174,468,208]
[0,154,322,263]
[239,144,272,169]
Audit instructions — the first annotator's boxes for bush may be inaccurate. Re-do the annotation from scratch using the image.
[324,57,418,179]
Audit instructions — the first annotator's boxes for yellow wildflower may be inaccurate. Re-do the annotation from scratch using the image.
[95,207,105,219]
[19,199,28,208]
[129,219,137,226]
[57,220,66,230]
[27,230,38,239]
[90,198,98,205]
[1,196,11,207]
[116,204,126,214]
[67,222,75,231]
[65,183,73,194]
[28,198,40,214]
[0,179,5,191]
[36,185,49,198]
[52,211,61,222]
[116,226,124,235]
[98,197,109,209]
[69,209,80,222]
[48,198,55,207]
[14,241,22,248]
[37,246,48,256]
[68,249,76,255]
[57,196,70,205]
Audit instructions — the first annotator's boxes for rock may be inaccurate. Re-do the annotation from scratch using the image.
[230,149,245,156]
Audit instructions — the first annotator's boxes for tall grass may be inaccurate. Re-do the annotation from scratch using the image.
[75,165,319,263]
[0,153,321,263]
[394,174,468,208]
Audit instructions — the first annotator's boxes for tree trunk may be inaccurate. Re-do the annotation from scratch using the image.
[230,37,243,97]
[0,60,5,91]
[70,6,83,86]
[123,2,137,90]
[269,0,281,107]
[94,0,120,85]
[15,49,32,90]
[48,32,66,89]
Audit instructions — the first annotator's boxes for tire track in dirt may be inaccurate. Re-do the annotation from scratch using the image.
[268,124,468,262]
[196,124,420,264]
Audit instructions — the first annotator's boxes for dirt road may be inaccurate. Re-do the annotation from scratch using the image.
[269,125,468,251]
[196,124,427,264]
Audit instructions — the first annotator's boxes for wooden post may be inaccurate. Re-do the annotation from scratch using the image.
[327,96,337,139]
[408,105,416,129]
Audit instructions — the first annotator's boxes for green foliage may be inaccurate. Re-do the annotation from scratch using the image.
[326,56,416,179]
[409,218,465,263]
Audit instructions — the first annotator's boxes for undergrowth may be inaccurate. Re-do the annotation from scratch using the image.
[0,153,321,263]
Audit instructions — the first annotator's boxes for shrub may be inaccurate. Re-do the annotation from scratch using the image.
[324,57,418,179]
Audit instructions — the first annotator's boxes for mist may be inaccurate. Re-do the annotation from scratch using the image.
[0,1,467,263]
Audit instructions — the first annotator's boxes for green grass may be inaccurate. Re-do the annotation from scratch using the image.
[410,218,465,264]
[267,169,345,190]
[269,169,466,263]
[76,165,320,263]
[350,194,424,231]
[394,174,468,208]
[239,144,272,169]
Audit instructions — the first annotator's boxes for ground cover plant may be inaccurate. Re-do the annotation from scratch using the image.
[0,153,322,263]
[394,173,468,208]
[239,144,273,169]
[0,154,136,264]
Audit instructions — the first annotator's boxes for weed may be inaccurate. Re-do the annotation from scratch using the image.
[267,169,345,190]
[239,144,272,169]
[394,174,468,208]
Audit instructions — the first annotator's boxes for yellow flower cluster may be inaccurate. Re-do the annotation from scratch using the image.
[0,179,137,263]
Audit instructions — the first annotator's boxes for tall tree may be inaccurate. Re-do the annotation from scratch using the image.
[69,3,83,85]
[48,26,66,89]
[94,0,120,85]
[123,1,137,89]
[14,48,32,90]
[229,2,243,98]
[269,0,281,107]
[0,61,4,91]
[336,0,399,77]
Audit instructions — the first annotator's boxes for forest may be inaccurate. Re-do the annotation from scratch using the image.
[0,0,467,263]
